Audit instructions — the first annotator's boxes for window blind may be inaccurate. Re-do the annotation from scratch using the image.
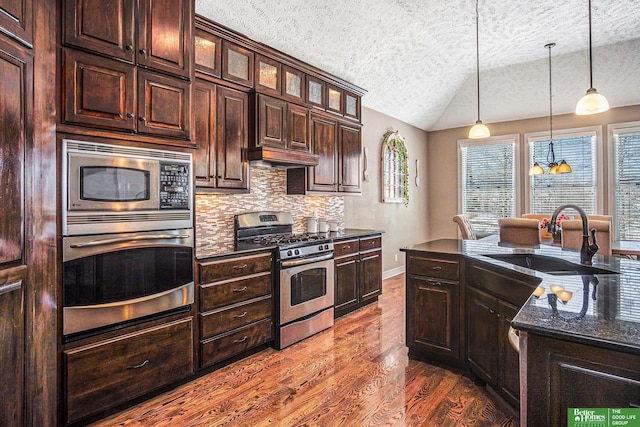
[460,141,516,234]
[613,127,640,241]
[529,134,597,215]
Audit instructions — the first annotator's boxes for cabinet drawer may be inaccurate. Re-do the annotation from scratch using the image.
[199,252,272,283]
[64,318,193,424]
[334,239,359,257]
[360,235,381,252]
[408,255,459,281]
[200,318,272,368]
[200,296,272,339]
[200,272,271,311]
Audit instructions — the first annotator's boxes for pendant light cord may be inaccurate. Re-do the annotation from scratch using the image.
[588,0,593,89]
[546,43,556,165]
[475,0,481,121]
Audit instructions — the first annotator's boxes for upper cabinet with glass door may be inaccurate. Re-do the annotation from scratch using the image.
[282,65,305,104]
[255,54,281,96]
[221,40,254,88]
[326,84,343,115]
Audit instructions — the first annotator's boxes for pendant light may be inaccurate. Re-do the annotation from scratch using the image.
[575,0,610,115]
[468,0,490,139]
[530,43,572,175]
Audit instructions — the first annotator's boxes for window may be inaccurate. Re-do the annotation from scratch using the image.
[526,127,603,215]
[458,135,519,235]
[610,122,640,241]
[382,131,409,206]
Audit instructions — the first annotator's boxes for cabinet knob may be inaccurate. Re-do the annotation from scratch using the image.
[489,309,496,314]
[125,44,133,51]
[139,48,147,55]
[139,116,146,122]
[126,113,134,118]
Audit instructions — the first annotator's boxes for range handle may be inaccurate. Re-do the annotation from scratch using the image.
[280,252,334,268]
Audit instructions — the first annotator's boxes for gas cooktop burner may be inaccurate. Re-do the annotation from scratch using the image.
[252,233,326,246]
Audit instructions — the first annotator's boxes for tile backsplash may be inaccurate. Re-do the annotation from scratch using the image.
[196,166,344,258]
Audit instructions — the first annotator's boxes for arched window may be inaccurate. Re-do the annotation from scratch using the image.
[381,130,409,206]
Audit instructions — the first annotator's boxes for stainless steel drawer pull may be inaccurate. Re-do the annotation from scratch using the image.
[0,280,22,296]
[233,264,248,270]
[432,266,442,270]
[127,360,149,370]
[233,336,248,344]
[233,311,248,318]
[232,286,247,292]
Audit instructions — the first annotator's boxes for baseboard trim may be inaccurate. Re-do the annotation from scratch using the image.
[383,266,405,280]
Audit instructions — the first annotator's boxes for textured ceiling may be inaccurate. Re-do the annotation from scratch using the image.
[196,0,640,131]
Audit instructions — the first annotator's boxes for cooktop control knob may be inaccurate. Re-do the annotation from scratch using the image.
[294,249,300,255]
[287,250,292,256]
[318,245,323,250]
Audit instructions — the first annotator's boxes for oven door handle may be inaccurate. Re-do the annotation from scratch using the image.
[280,252,334,268]
[69,234,191,248]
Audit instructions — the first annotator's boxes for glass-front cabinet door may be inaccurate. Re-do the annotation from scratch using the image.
[222,40,254,88]
[327,84,343,115]
[282,65,305,103]
[255,54,281,96]
[306,75,325,109]
[194,28,222,78]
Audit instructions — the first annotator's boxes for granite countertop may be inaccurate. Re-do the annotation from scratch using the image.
[196,228,384,260]
[402,238,640,355]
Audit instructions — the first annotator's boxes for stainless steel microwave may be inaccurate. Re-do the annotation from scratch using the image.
[62,139,193,236]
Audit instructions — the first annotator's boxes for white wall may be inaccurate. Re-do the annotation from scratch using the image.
[344,107,430,277]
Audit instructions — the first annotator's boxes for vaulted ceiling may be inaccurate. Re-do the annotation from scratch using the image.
[196,0,640,131]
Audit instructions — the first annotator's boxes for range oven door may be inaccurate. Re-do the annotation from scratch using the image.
[62,229,194,337]
[278,252,335,326]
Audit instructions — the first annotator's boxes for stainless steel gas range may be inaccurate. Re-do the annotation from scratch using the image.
[235,211,334,349]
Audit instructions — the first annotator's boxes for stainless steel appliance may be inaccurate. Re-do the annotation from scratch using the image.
[62,228,194,337]
[62,139,192,236]
[234,211,335,349]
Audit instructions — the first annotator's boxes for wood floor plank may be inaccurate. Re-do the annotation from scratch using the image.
[90,274,518,427]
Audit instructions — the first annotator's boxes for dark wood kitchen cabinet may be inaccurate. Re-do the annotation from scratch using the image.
[465,260,538,409]
[63,0,192,78]
[523,332,640,427]
[255,53,281,96]
[194,80,249,192]
[334,234,382,318]
[254,94,311,152]
[198,252,273,369]
[62,47,191,141]
[221,39,254,88]
[64,317,194,424]
[0,33,32,427]
[194,80,249,193]
[0,0,32,45]
[405,253,463,367]
[287,113,362,195]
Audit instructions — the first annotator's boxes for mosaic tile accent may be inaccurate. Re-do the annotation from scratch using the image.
[196,166,344,258]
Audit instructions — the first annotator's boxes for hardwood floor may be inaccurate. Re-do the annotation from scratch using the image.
[91,274,518,427]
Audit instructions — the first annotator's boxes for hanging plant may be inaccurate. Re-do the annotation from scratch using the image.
[381,130,409,207]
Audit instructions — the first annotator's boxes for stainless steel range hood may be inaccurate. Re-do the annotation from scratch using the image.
[249,146,319,168]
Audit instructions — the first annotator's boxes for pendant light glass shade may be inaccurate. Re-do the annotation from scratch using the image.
[576,88,610,115]
[529,162,545,175]
[469,120,490,139]
[575,0,610,115]
[469,0,490,139]
[557,160,573,173]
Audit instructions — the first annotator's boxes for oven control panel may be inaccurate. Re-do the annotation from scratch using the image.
[160,162,190,209]
[279,242,334,260]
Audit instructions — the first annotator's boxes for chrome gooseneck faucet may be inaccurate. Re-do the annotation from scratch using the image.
[548,204,599,265]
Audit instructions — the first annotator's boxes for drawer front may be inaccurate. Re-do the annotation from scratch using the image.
[334,239,359,257]
[200,296,272,339]
[65,318,193,423]
[200,272,271,311]
[408,255,459,281]
[200,318,272,368]
[199,252,272,284]
[359,235,381,252]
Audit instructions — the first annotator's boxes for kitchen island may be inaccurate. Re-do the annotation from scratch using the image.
[401,239,640,425]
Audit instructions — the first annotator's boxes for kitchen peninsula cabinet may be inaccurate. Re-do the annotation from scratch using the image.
[0,0,32,45]
[0,32,32,427]
[334,234,382,318]
[405,253,463,367]
[194,80,249,192]
[198,252,273,369]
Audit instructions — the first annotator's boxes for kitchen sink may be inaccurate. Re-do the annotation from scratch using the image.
[482,253,619,276]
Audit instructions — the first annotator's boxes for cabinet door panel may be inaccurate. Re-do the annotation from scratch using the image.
[287,103,310,152]
[282,65,304,104]
[338,123,361,193]
[64,0,134,61]
[407,276,459,358]
[335,254,358,314]
[497,300,520,408]
[0,278,24,427]
[255,54,281,96]
[63,48,136,131]
[0,40,29,265]
[194,27,221,78]
[306,75,325,109]
[221,40,253,88]
[137,0,191,78]
[360,249,381,301]
[216,86,248,189]
[257,94,286,148]
[308,113,337,191]
[0,0,32,45]
[194,81,216,188]
[138,69,191,139]
[466,286,498,384]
